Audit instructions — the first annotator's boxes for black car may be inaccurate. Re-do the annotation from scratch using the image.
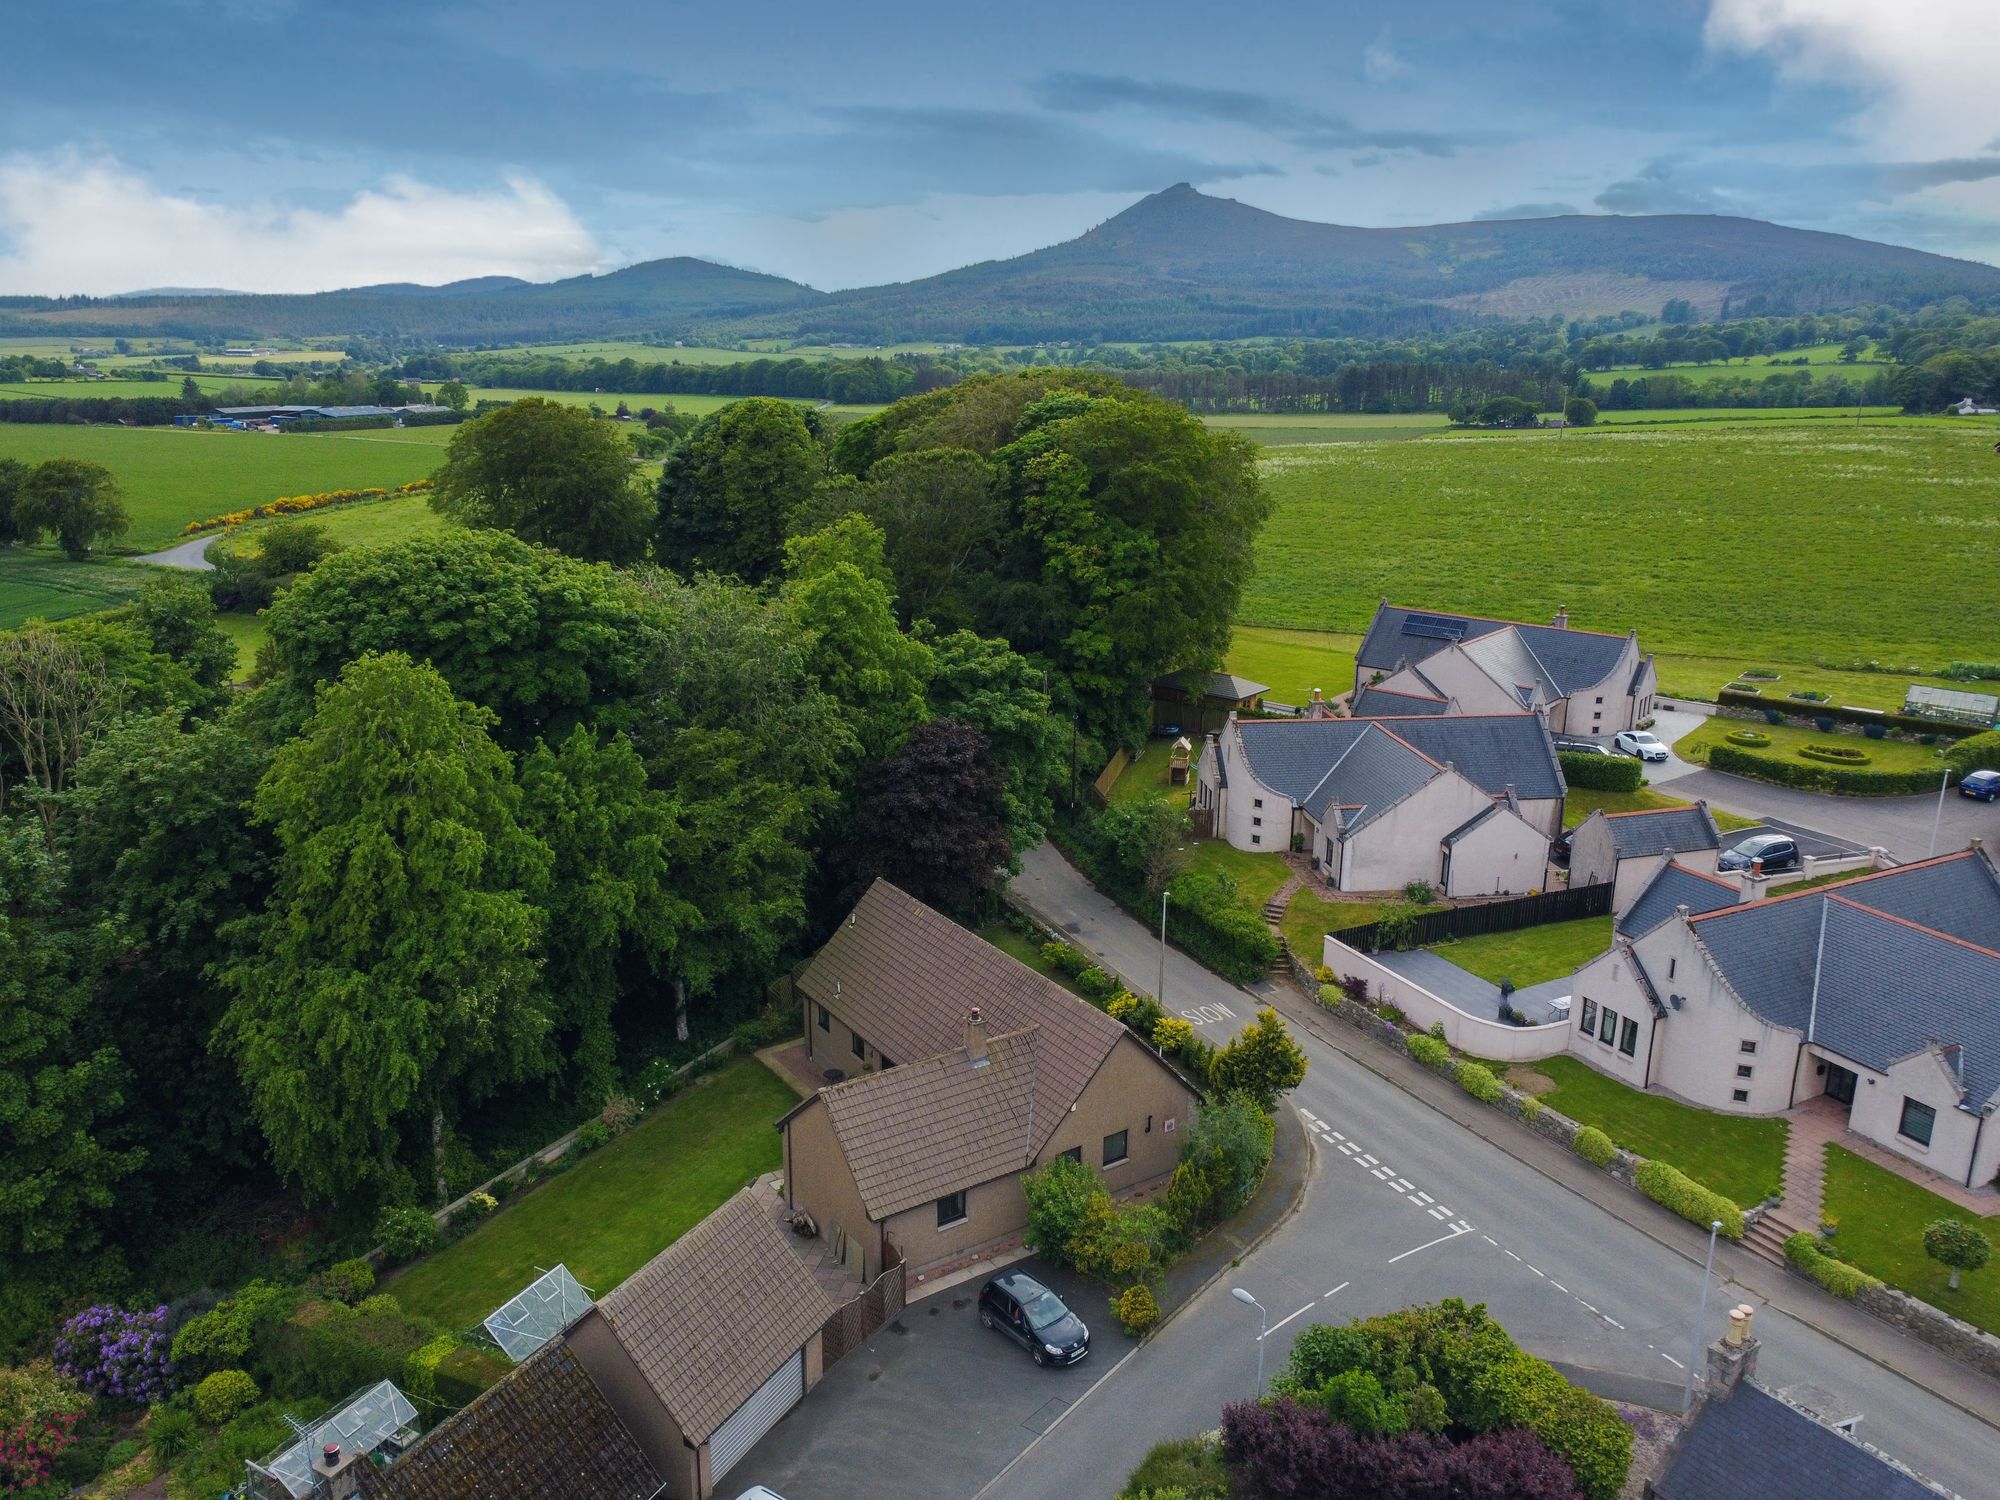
[1717,833,1801,873]
[979,1271,1089,1367]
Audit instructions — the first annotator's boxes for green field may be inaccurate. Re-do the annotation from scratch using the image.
[1206,413,1448,446]
[1676,714,1949,775]
[1225,625,1361,705]
[1244,426,2000,690]
[465,387,750,415]
[0,550,149,628]
[223,491,447,555]
[0,425,441,548]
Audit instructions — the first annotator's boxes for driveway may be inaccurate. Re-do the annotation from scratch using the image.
[727,1256,1112,1500]
[135,534,217,570]
[1370,948,1573,1023]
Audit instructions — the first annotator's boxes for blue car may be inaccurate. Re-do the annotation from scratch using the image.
[1962,770,2000,802]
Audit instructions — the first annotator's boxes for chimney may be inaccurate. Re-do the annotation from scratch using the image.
[965,1007,989,1066]
[313,1441,364,1500]
[1552,606,1569,630]
[1675,903,1691,924]
[1705,1303,1760,1399]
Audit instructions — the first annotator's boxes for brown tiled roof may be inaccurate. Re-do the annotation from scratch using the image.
[814,1027,1040,1219]
[356,1345,658,1500]
[799,880,1126,1155]
[595,1188,835,1444]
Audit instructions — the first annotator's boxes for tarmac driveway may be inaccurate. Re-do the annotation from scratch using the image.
[725,1255,1115,1500]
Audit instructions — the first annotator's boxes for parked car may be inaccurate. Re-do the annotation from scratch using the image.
[1554,738,1611,756]
[1961,769,2000,803]
[1717,833,1802,873]
[979,1271,1089,1367]
[1550,830,1572,867]
[734,1489,790,1500]
[1612,730,1669,762]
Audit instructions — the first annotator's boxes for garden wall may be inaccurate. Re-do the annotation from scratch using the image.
[1321,937,1570,1062]
[1851,1284,2000,1383]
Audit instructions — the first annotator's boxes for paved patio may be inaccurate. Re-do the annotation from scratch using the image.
[1783,1094,1999,1221]
[1370,948,1573,1023]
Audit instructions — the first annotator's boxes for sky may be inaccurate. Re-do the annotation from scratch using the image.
[4,0,1999,295]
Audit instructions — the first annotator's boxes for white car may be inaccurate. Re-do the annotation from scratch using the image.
[1614,729,1669,762]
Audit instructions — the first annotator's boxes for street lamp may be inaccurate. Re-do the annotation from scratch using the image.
[1680,1219,1723,1415]
[1929,768,1953,857]
[1231,1287,1268,1396]
[1158,847,1186,1008]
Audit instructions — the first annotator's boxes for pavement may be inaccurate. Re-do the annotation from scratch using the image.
[135,533,217,570]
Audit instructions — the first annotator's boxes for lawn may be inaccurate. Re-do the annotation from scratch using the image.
[1515,1055,1787,1206]
[214,610,268,682]
[1676,714,1949,775]
[1651,654,1980,715]
[1427,916,1611,987]
[223,491,447,554]
[382,1056,797,1332]
[0,424,441,548]
[1563,785,1757,833]
[1822,1144,2000,1335]
[1242,425,2000,682]
[1282,889,1442,963]
[0,550,149,627]
[1225,625,1362,706]
[1106,736,1196,808]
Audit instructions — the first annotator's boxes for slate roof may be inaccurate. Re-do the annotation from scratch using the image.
[356,1346,659,1500]
[1356,603,1631,695]
[1603,804,1721,859]
[810,1027,1041,1218]
[1653,1382,1947,1500]
[1233,714,1563,809]
[1302,724,1441,832]
[1350,685,1451,718]
[1619,861,1741,938]
[594,1188,836,1444]
[1462,629,1557,708]
[1442,805,1499,846]
[797,881,1128,1156]
[1689,851,2000,1106]
[1159,669,1267,702]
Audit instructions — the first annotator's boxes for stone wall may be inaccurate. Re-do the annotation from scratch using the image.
[1853,1283,2000,1383]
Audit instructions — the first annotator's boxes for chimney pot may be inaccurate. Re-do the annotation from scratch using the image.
[965,1007,989,1065]
[1553,606,1570,630]
[1675,903,1691,922]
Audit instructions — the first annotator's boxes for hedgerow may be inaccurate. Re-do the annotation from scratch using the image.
[1636,1159,1744,1238]
[1783,1232,1880,1298]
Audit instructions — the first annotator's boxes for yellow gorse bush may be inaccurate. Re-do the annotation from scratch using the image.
[180,478,432,535]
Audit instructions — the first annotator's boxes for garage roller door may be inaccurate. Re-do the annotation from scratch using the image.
[709,1349,804,1481]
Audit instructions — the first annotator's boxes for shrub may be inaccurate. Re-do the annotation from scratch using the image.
[1813,715,1835,732]
[0,1360,89,1492]
[1077,966,1121,1000]
[375,1206,439,1264]
[1923,1218,1993,1289]
[194,1369,260,1425]
[308,1259,377,1306]
[598,1095,642,1138]
[1725,729,1771,746]
[1041,940,1093,977]
[145,1404,196,1461]
[1402,879,1436,905]
[1799,743,1869,764]
[1706,743,1951,796]
[1179,1095,1276,1223]
[266,1296,440,1402]
[1863,723,1887,740]
[53,1305,173,1404]
[465,1191,498,1217]
[1210,1009,1307,1109]
[731,1004,799,1050]
[1164,869,1280,982]
[1312,963,1334,983]
[1152,1015,1195,1053]
[1558,752,1643,792]
[1023,1153,1107,1263]
[1763,708,1783,725]
[1114,1284,1161,1336]
[1946,729,2000,775]
[1572,1126,1615,1166]
[1455,1060,1501,1103]
[170,1281,292,1374]
[1636,1160,1744,1238]
[1339,973,1371,1005]
[404,1333,460,1405]
[1406,1033,1451,1069]
[1119,1433,1230,1500]
[575,1119,611,1152]
[1520,1095,1543,1122]
[1784,1232,1881,1298]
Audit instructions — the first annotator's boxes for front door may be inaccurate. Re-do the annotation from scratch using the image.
[1825,1062,1859,1107]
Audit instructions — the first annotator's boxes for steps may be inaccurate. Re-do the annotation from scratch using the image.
[1745,1209,1808,1267]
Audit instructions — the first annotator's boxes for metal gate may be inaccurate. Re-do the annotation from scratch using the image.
[708,1349,804,1482]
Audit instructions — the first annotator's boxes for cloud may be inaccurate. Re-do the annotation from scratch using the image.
[1595,152,2000,220]
[0,155,602,295]
[1595,159,1741,215]
[1030,72,1464,157]
[1474,201,1580,220]
[1362,28,1409,85]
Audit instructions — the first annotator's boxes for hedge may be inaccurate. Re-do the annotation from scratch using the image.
[1799,744,1869,764]
[1716,688,1979,741]
[1946,730,2000,775]
[398,409,467,427]
[284,415,395,432]
[1572,1126,1615,1167]
[1455,1060,1501,1103]
[1706,743,1949,797]
[1636,1160,1744,1238]
[1783,1232,1881,1298]
[1406,1033,1451,1069]
[1557,752,1643,792]
[1163,869,1280,984]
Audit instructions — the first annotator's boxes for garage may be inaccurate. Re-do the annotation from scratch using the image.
[709,1350,805,1482]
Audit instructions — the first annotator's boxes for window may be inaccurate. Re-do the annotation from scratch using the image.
[1251,835,1261,846]
[1736,1064,1753,1079]
[1103,1129,1129,1166]
[1252,816,1263,828]
[816,1004,830,1032]
[1599,1007,1619,1044]
[1668,958,1677,980]
[1732,1089,1749,1103]
[936,1191,967,1228]
[1899,1098,1937,1147]
[1619,1017,1638,1057]
[1580,998,1598,1033]
[1253,797,1264,809]
[1059,1147,1082,1164]
[851,1031,866,1059]
[1739,1040,1756,1055]
[1595,696,1604,705]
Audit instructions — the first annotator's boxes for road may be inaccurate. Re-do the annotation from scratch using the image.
[135,533,216,570]
[994,843,2000,1500]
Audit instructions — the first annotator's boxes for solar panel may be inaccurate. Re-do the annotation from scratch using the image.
[248,1382,420,1498]
[484,1264,595,1363]
[1401,612,1469,642]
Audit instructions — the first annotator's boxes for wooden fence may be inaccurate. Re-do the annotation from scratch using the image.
[819,1254,906,1367]
[1331,882,1613,953]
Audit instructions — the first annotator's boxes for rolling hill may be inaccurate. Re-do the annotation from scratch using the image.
[4,186,1996,345]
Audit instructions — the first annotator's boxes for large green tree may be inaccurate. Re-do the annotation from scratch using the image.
[0,458,26,547]
[220,653,552,1202]
[923,628,1064,851]
[13,459,129,559]
[263,529,647,749]
[430,398,653,565]
[130,572,236,701]
[0,819,146,1267]
[655,396,823,583]
[811,447,1002,628]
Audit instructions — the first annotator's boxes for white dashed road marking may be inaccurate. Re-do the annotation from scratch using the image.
[1323,1281,1349,1300]
[1258,1301,1317,1341]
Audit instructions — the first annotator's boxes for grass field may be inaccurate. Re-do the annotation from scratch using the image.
[1562,784,1758,832]
[1513,1055,1787,1206]
[465,387,750,415]
[1206,413,1448,446]
[1676,714,1949,775]
[1244,426,2000,690]
[0,425,441,549]
[225,492,447,555]
[1224,626,1362,705]
[1822,1144,2000,1336]
[383,1057,795,1331]
[1428,916,1611,987]
[0,550,149,627]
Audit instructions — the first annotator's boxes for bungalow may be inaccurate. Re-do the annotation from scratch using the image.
[1195,713,1564,896]
[1567,802,1722,909]
[784,881,1199,1283]
[1354,601,1657,736]
[1566,846,2000,1190]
